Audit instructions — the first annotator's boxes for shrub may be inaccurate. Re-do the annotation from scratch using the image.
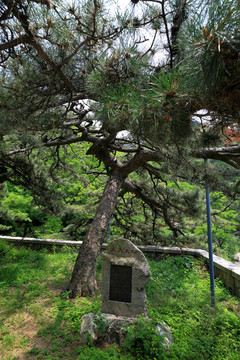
[122,316,167,360]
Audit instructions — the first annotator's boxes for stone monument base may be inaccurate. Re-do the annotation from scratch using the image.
[80,312,173,348]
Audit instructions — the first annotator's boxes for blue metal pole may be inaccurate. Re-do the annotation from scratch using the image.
[205,159,216,307]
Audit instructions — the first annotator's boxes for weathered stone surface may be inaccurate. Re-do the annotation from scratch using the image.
[101,238,151,317]
[80,313,174,348]
[156,322,174,348]
[80,313,133,345]
[103,315,130,345]
[233,253,240,262]
[80,313,98,343]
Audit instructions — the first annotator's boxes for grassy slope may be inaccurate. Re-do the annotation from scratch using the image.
[0,242,239,360]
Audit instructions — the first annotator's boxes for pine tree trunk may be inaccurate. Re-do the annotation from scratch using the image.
[66,175,123,298]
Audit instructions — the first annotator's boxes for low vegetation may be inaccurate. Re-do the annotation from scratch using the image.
[0,242,239,359]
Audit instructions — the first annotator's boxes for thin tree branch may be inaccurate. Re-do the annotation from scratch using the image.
[2,0,77,92]
[212,200,235,216]
[121,178,185,236]
[0,34,29,51]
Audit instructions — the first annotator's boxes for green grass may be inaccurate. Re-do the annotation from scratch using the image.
[146,257,240,359]
[0,241,239,359]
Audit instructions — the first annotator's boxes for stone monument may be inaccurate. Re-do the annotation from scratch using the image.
[101,238,151,317]
[80,239,173,347]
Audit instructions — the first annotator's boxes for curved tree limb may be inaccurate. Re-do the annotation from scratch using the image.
[192,145,240,169]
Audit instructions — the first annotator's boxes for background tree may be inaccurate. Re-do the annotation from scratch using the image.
[0,0,239,297]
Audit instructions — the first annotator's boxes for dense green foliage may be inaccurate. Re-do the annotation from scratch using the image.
[0,147,239,259]
[0,244,239,359]
[0,143,106,239]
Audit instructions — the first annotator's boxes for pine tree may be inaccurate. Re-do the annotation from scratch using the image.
[0,0,239,297]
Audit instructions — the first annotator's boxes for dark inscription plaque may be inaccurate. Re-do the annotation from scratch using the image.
[109,265,132,303]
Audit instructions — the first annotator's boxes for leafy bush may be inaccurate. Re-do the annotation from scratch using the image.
[122,316,166,360]
[94,313,110,344]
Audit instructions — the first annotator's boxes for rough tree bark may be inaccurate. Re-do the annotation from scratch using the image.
[66,175,123,298]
